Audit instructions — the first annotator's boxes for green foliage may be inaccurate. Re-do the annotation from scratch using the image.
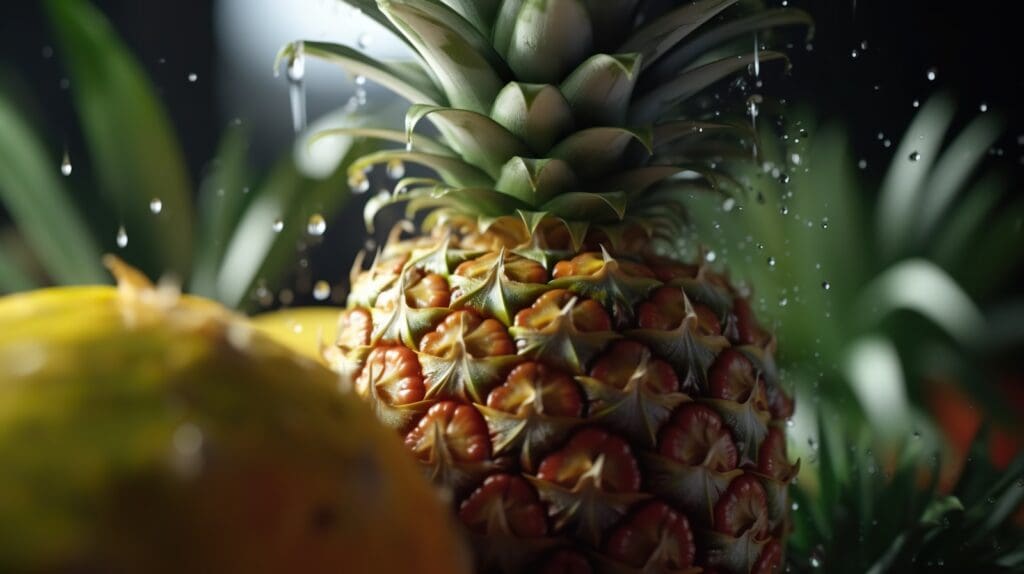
[790,409,1024,572]
[0,0,376,311]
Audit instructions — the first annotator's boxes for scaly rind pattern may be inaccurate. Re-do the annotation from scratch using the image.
[329,226,795,574]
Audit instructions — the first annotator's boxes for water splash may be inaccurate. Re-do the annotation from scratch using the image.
[286,42,307,133]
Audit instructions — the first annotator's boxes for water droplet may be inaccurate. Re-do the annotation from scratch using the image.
[705,251,717,263]
[883,139,892,148]
[286,42,307,133]
[767,256,776,267]
[821,220,830,230]
[60,149,73,176]
[279,289,295,306]
[979,102,988,113]
[386,159,406,180]
[116,225,128,248]
[306,213,327,237]
[405,140,414,152]
[255,284,274,307]
[909,151,921,161]
[779,205,789,215]
[850,49,859,59]
[858,159,868,170]
[860,40,869,50]
[752,33,761,78]
[822,281,831,290]
[187,73,198,83]
[790,153,802,165]
[149,197,163,214]
[348,171,371,193]
[778,297,788,307]
[912,99,920,108]
[791,501,800,510]
[272,219,284,233]
[313,280,332,301]
[926,68,937,81]
[721,197,736,212]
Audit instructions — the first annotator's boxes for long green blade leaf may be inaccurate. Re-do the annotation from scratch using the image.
[0,96,105,285]
[46,0,195,280]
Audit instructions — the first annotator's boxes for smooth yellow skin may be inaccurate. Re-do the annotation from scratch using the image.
[250,307,345,365]
[0,283,469,574]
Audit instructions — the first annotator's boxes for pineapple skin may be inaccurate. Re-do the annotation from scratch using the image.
[332,221,797,574]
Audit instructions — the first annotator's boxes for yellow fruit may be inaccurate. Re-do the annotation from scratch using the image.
[251,307,345,365]
[0,260,469,574]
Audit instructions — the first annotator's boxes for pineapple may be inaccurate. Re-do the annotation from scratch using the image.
[295,1,810,571]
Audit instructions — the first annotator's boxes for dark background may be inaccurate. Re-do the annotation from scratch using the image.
[1,0,1020,184]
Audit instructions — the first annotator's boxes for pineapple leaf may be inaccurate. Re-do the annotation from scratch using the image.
[188,124,251,300]
[494,157,577,207]
[379,0,508,113]
[650,8,813,77]
[505,0,593,84]
[549,127,653,179]
[289,40,443,104]
[311,126,455,157]
[619,0,737,70]
[0,241,38,293]
[406,105,529,178]
[560,53,642,127]
[541,192,628,223]
[0,96,106,286]
[490,82,575,155]
[855,259,985,349]
[350,149,493,188]
[492,0,526,56]
[46,0,194,279]
[876,93,956,258]
[915,111,1002,244]
[630,51,788,124]
[433,0,499,35]
[597,166,683,196]
[652,120,753,150]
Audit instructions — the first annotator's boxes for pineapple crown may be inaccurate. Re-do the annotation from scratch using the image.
[279,0,811,250]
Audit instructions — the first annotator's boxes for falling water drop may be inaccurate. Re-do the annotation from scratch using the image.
[926,67,937,81]
[307,213,327,237]
[286,42,307,133]
[721,197,736,212]
[752,33,761,78]
[149,197,163,214]
[909,151,921,161]
[912,99,920,108]
[386,159,406,180]
[767,256,776,267]
[348,171,371,193]
[405,140,414,152]
[313,281,332,301]
[822,281,831,291]
[979,102,989,112]
[116,225,128,248]
[704,251,717,263]
[60,148,73,176]
[858,159,868,170]
[187,73,198,83]
[272,219,284,233]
